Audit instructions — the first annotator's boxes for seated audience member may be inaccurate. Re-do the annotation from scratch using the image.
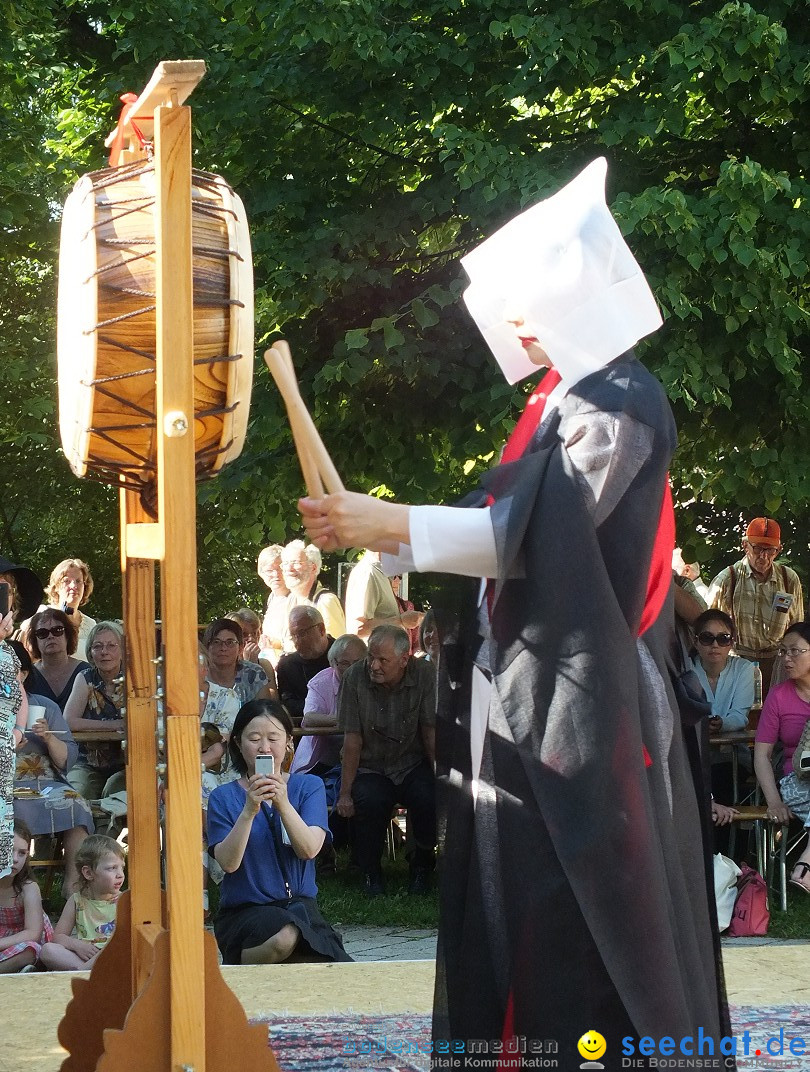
[290,634,367,804]
[418,609,439,661]
[691,611,756,734]
[0,557,43,631]
[0,821,54,974]
[281,540,345,649]
[201,618,273,739]
[226,609,278,694]
[40,834,125,970]
[754,621,810,893]
[257,544,289,665]
[337,624,437,897]
[19,558,97,661]
[276,606,333,721]
[391,573,423,654]
[689,610,754,842]
[24,609,89,711]
[10,642,93,895]
[198,647,235,791]
[63,622,126,800]
[673,547,710,604]
[207,699,351,965]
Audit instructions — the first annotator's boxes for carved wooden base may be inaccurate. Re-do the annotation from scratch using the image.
[58,893,281,1072]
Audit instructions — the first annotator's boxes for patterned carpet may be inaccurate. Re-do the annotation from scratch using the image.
[264,1013,431,1072]
[258,1007,810,1072]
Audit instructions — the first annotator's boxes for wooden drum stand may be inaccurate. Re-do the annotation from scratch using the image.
[56,61,279,1072]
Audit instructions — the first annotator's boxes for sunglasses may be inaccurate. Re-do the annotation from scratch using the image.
[696,631,733,647]
[34,625,65,640]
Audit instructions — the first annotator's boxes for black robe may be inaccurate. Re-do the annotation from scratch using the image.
[432,354,731,1070]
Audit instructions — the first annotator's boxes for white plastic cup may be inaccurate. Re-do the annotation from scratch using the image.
[26,705,46,730]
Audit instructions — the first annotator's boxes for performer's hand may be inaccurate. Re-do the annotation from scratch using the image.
[298,493,411,553]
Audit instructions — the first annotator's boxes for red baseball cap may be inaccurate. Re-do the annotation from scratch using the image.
[745,518,781,547]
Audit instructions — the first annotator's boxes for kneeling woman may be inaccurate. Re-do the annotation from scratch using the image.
[207,699,351,965]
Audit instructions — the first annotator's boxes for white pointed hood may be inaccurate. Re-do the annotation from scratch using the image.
[461,158,663,385]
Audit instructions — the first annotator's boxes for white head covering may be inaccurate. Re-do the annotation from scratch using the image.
[461,158,663,385]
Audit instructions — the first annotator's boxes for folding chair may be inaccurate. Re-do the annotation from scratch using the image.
[728,807,808,911]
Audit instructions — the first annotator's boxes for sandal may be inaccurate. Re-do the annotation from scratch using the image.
[789,861,810,894]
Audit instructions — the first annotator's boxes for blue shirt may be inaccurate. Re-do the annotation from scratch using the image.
[690,654,755,731]
[207,774,329,907]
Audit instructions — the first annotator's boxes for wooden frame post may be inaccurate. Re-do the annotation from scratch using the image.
[154,94,207,1072]
[119,489,162,997]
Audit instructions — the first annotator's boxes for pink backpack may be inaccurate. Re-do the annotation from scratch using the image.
[727,863,769,937]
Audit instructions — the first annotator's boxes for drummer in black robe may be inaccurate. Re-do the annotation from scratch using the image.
[299,158,731,1070]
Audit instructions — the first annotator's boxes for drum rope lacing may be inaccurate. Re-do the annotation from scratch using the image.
[67,160,250,505]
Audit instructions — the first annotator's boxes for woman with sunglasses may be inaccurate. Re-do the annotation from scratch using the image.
[690,610,755,832]
[23,610,89,712]
[691,610,756,734]
[63,621,126,800]
[754,621,810,893]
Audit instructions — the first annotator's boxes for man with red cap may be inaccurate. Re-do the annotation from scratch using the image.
[710,517,803,694]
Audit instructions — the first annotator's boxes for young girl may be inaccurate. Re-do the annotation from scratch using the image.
[40,834,124,970]
[0,821,53,973]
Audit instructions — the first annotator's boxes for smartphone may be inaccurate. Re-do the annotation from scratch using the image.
[0,582,9,618]
[255,754,275,777]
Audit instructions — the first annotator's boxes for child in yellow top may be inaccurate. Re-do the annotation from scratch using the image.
[40,834,124,971]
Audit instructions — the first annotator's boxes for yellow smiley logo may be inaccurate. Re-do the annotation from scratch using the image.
[577,1031,607,1061]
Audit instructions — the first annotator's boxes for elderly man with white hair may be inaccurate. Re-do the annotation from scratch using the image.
[280,539,345,649]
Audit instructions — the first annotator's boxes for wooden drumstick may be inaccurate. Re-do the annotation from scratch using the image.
[263,342,345,496]
[264,345,324,496]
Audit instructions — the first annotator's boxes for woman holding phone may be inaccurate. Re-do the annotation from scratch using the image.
[206,699,350,965]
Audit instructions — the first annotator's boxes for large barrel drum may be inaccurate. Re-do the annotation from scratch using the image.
[57,160,253,513]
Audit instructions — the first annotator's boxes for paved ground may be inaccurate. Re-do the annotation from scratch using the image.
[341,925,438,961]
[339,926,810,961]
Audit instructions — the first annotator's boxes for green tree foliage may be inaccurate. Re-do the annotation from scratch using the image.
[0,1,807,612]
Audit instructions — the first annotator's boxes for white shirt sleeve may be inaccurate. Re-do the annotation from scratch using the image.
[400,505,499,578]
